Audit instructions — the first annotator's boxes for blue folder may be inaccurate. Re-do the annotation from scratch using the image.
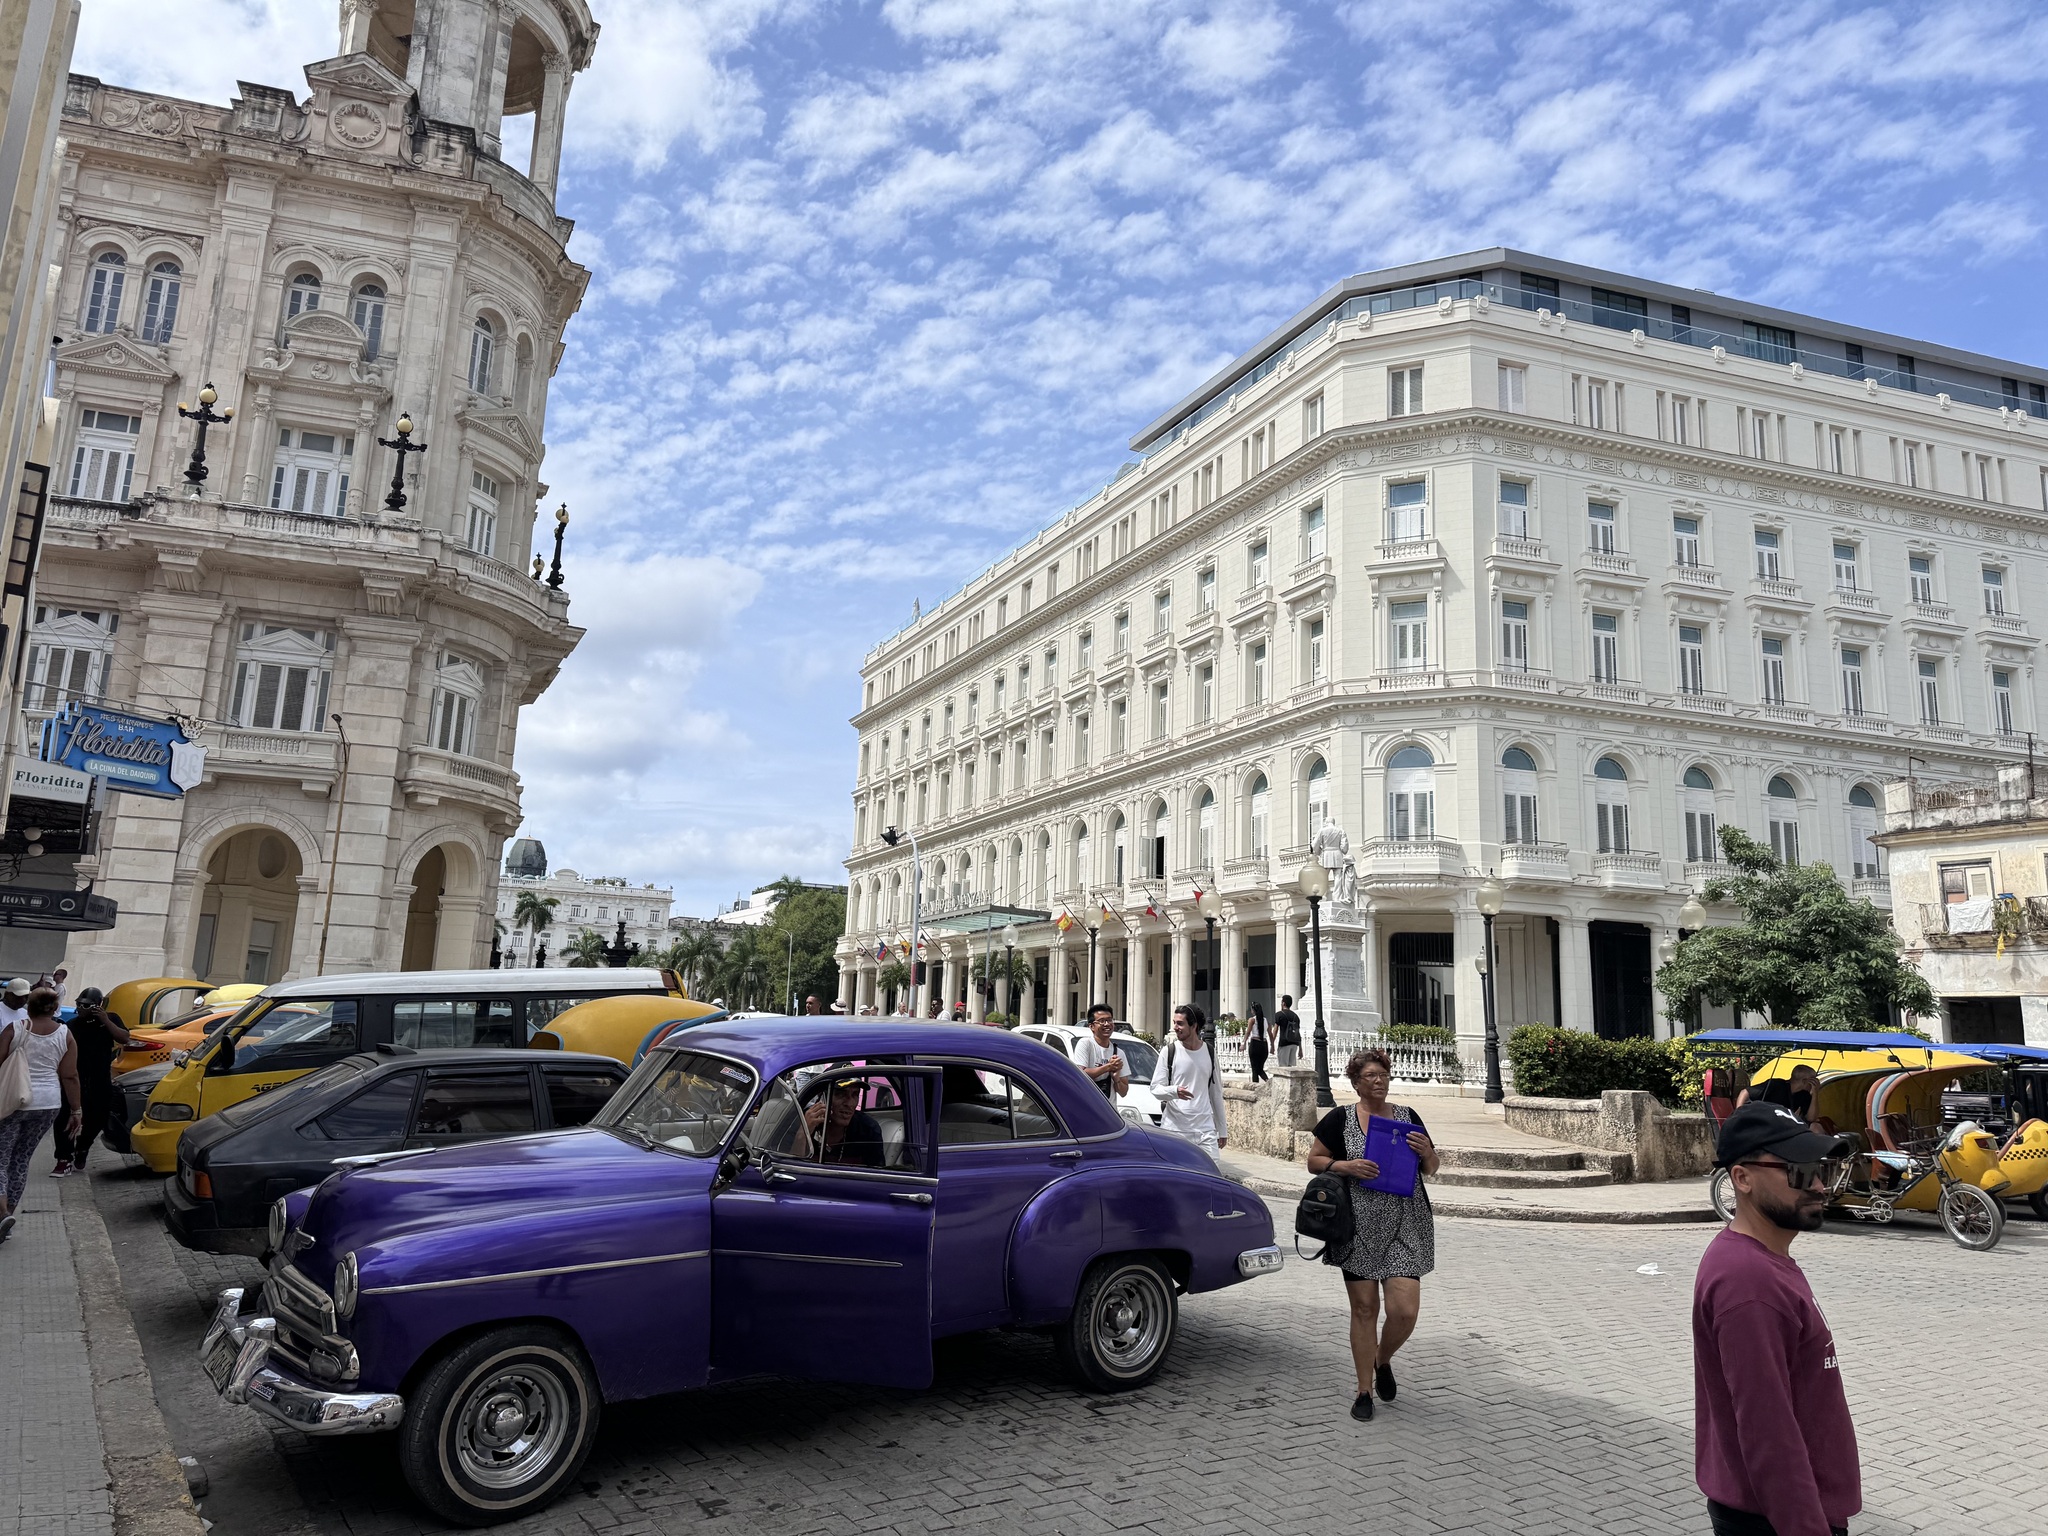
[1362,1114,1420,1197]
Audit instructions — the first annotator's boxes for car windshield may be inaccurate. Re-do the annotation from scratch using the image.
[230,1004,345,1066]
[1114,1037,1158,1080]
[593,1050,757,1155]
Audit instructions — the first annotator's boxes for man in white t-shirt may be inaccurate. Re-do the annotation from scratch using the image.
[1072,1003,1127,1103]
[1151,1004,1229,1164]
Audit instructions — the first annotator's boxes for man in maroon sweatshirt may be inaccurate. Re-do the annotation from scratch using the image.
[1694,1102,1861,1536]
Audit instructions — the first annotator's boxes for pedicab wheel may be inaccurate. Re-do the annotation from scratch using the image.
[2028,1189,2048,1222]
[1054,1255,1178,1392]
[400,1324,601,1527]
[1708,1167,1736,1223]
[1937,1182,2004,1251]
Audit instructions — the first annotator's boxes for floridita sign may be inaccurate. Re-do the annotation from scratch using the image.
[41,701,206,799]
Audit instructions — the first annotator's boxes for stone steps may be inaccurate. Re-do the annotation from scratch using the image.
[1436,1145,1585,1172]
[1429,1165,1615,1190]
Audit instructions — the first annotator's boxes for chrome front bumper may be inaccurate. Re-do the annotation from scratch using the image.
[200,1287,403,1435]
[1236,1244,1285,1277]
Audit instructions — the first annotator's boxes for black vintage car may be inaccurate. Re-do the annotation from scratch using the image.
[164,1046,629,1256]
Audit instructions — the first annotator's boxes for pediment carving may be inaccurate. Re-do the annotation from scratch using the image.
[304,53,411,102]
[457,403,541,460]
[54,333,178,383]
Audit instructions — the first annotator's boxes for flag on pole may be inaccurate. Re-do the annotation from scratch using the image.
[874,938,887,961]
[1144,903,1159,919]
[1055,911,1074,934]
[897,938,912,958]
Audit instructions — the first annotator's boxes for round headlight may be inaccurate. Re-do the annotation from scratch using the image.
[145,1102,195,1121]
[334,1252,359,1321]
[267,1198,287,1254]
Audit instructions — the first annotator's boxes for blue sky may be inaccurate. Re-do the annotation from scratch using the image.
[79,1,2048,916]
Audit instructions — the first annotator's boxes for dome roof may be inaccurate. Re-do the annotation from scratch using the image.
[505,837,548,877]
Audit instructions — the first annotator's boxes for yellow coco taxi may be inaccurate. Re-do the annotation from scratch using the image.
[130,968,682,1172]
[105,976,212,1031]
[530,992,728,1061]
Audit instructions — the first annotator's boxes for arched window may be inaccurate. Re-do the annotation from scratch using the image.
[1683,765,1718,862]
[286,271,321,320]
[353,283,386,360]
[1034,830,1050,903]
[1305,756,1329,834]
[982,844,998,896]
[1248,773,1271,857]
[430,651,485,756]
[1006,837,1022,901]
[1593,755,1630,853]
[1110,814,1128,886]
[1767,775,1799,864]
[1501,746,1538,844]
[82,252,125,333]
[468,315,495,392]
[1195,789,1216,867]
[140,260,180,343]
[1388,745,1435,841]
[1150,801,1169,878]
[1848,785,1881,880]
[1071,824,1090,891]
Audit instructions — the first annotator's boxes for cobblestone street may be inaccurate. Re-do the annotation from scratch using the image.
[84,1158,2044,1536]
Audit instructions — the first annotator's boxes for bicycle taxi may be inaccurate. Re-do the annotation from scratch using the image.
[1693,1028,2046,1251]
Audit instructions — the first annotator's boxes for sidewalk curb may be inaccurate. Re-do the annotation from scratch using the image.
[61,1175,210,1536]
[1232,1172,1719,1224]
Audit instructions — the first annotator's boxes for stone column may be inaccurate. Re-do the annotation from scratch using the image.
[1122,933,1141,1027]
[433,891,485,969]
[528,51,573,197]
[1017,946,1036,1026]
[158,868,210,985]
[836,962,856,1012]
[1050,939,1072,1029]
[966,950,985,1023]
[1274,902,1301,1011]
[237,384,275,503]
[320,613,421,974]
[1219,913,1244,1020]
[1453,904,1487,1069]
[995,963,1010,1021]
[1089,928,1108,1013]
[1170,920,1193,1020]
[1359,909,1379,1022]
[1558,913,1594,1033]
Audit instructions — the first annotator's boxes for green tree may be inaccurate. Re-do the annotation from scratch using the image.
[1655,826,1934,1030]
[876,959,911,1011]
[969,950,1031,997]
[562,927,609,968]
[764,886,847,1010]
[512,892,558,959]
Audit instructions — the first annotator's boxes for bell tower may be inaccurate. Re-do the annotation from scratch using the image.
[334,0,596,199]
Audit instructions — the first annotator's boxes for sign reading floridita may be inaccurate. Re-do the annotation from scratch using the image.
[41,701,206,799]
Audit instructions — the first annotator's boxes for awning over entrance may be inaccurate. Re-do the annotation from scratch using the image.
[912,902,1051,935]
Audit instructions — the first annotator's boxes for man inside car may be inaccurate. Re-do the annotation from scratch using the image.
[804,1076,887,1168]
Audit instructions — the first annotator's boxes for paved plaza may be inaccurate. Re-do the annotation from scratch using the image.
[65,1157,2040,1536]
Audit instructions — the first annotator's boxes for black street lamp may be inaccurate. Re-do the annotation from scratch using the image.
[377,412,428,512]
[1195,887,1222,1050]
[177,383,232,494]
[1476,874,1505,1103]
[546,503,570,589]
[1297,863,1333,1107]
[1002,922,1018,1023]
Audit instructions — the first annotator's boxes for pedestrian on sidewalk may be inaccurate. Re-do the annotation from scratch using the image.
[1694,1102,1860,1536]
[0,976,31,1033]
[1245,1002,1272,1082]
[0,989,80,1241]
[1150,1004,1228,1165]
[1074,1003,1127,1102]
[1273,995,1302,1068]
[1305,1047,1439,1423]
[53,986,134,1176]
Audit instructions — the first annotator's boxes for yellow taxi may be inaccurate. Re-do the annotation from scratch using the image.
[130,967,681,1172]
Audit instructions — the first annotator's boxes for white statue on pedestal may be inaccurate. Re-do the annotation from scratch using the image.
[1311,819,1358,913]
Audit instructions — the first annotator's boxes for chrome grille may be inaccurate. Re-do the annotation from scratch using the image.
[264,1262,338,1370]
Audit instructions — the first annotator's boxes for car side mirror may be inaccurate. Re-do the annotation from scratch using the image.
[717,1146,747,1185]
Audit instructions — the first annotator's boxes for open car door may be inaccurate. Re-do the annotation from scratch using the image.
[711,1063,941,1389]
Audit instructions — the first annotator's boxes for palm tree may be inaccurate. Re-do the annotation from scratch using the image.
[512,892,558,964]
[562,928,609,968]
[876,959,911,1014]
[670,930,724,997]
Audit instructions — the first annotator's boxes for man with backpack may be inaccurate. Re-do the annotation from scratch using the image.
[1273,994,1303,1067]
[1150,1004,1228,1164]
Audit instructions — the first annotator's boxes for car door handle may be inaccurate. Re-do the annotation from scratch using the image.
[766,1170,799,1185]
[1049,1149,1083,1162]
[1206,1209,1247,1220]
[890,1191,934,1206]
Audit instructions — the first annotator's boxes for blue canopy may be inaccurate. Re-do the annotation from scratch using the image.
[1959,1042,2048,1064]
[1689,1028,1945,1052]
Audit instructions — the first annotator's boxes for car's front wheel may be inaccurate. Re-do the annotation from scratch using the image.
[400,1324,601,1527]
[1054,1255,1177,1392]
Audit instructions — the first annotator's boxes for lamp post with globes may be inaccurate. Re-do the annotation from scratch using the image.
[546,504,570,589]
[177,384,232,494]
[1672,892,1708,1032]
[1296,861,1333,1107]
[377,412,428,511]
[1195,887,1222,1051]
[1475,874,1505,1102]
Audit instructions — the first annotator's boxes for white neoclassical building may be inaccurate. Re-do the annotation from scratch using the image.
[836,249,2048,1059]
[33,0,598,990]
[495,836,675,967]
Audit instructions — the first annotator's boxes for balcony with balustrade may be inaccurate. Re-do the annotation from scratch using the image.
[1593,849,1666,890]
[1500,840,1570,883]
[1358,837,1463,885]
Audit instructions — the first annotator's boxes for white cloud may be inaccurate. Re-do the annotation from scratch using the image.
[73,0,333,103]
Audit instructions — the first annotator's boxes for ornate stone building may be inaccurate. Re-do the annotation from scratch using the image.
[37,0,598,988]
[837,250,2048,1053]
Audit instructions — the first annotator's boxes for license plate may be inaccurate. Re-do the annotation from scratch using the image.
[203,1334,239,1393]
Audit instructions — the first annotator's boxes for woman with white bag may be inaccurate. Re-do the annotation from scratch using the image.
[0,989,79,1242]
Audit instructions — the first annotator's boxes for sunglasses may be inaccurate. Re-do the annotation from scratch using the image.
[1738,1156,1852,1194]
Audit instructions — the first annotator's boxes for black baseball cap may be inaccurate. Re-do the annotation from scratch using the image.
[1715,1102,1851,1168]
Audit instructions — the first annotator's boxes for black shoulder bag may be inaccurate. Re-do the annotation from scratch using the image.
[1294,1169,1353,1262]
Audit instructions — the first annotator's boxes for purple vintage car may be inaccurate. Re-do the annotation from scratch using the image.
[201,1021,1281,1524]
